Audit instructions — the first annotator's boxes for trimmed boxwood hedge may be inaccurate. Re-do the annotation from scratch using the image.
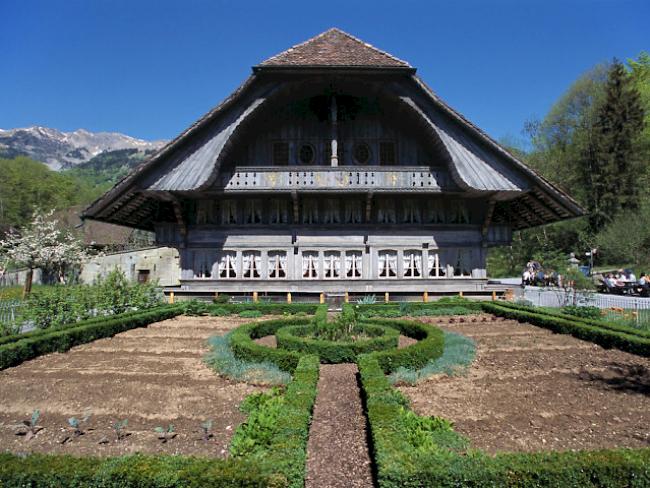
[0,307,172,347]
[491,300,650,339]
[355,299,482,316]
[482,302,650,357]
[0,354,320,488]
[276,323,399,363]
[358,354,650,488]
[361,317,445,373]
[0,305,183,370]
[212,303,319,316]
[229,317,311,373]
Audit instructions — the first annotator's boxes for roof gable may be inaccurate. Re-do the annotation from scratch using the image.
[256,28,412,70]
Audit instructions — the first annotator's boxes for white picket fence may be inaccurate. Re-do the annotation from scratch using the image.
[523,286,650,324]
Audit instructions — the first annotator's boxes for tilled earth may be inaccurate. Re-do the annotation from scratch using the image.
[0,315,268,458]
[400,314,650,453]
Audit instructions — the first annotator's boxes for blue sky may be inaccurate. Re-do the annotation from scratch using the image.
[1,0,648,143]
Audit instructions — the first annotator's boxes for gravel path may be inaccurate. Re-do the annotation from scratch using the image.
[306,364,374,488]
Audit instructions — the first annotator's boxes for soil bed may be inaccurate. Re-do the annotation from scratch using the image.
[0,315,269,458]
[306,363,373,488]
[400,315,650,453]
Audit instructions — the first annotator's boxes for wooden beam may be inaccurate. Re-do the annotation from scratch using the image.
[481,198,496,237]
[291,191,299,223]
[365,192,373,222]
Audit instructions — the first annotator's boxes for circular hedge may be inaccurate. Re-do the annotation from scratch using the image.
[276,323,400,364]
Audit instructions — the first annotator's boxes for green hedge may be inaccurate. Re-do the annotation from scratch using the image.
[355,298,482,316]
[216,303,319,315]
[482,302,650,357]
[276,323,399,363]
[0,354,320,488]
[491,300,650,339]
[229,317,311,373]
[0,305,183,370]
[361,317,445,373]
[358,354,650,488]
[0,308,170,347]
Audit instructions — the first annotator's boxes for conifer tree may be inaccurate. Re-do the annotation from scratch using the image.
[581,60,645,232]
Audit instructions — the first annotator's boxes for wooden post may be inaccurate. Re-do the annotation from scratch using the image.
[492,290,497,301]
[214,292,219,301]
[459,291,464,298]
[423,291,428,303]
[169,292,174,304]
[320,293,325,304]
[344,292,349,303]
[384,292,389,303]
[287,292,292,304]
[253,291,258,303]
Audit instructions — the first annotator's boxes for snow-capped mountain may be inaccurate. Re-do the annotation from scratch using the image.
[0,126,166,170]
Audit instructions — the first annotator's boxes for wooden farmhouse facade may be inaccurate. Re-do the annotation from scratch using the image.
[84,28,582,297]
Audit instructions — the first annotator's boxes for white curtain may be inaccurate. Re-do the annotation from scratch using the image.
[354,253,362,275]
[428,253,440,277]
[378,253,386,275]
[279,254,287,272]
[302,254,309,276]
[218,254,228,274]
[414,253,422,274]
[324,255,332,275]
[345,254,353,274]
[334,254,341,275]
[243,254,252,274]
[345,201,361,224]
[388,253,397,275]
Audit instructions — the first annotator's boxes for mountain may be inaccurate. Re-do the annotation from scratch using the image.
[64,148,155,190]
[0,126,166,170]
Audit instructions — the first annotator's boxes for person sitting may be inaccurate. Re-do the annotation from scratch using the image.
[638,273,649,297]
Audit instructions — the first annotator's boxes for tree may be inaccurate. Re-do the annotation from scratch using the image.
[0,210,93,296]
[580,60,645,231]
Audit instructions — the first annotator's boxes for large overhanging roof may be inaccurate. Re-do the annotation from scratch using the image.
[83,28,583,231]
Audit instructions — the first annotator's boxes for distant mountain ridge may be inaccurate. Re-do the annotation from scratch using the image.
[0,126,166,170]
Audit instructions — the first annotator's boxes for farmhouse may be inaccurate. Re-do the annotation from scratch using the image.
[83,28,582,297]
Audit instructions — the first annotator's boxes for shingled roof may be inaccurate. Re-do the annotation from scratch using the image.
[256,28,413,70]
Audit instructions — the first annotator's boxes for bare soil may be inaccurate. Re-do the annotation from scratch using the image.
[400,315,650,453]
[0,315,269,458]
[306,364,373,488]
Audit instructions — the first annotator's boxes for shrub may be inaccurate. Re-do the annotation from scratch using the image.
[0,305,183,370]
[213,294,231,304]
[361,317,445,373]
[388,331,476,385]
[204,333,291,385]
[562,305,602,320]
[239,310,263,319]
[182,300,210,316]
[482,302,650,357]
[209,307,230,316]
[276,323,399,363]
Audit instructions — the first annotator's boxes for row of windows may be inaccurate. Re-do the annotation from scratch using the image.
[192,199,471,225]
[272,141,396,166]
[190,249,474,280]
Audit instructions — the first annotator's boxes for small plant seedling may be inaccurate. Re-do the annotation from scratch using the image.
[16,409,43,440]
[154,424,176,443]
[113,419,129,441]
[200,419,213,441]
[68,411,92,436]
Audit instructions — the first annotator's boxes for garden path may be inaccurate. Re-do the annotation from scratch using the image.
[305,363,374,488]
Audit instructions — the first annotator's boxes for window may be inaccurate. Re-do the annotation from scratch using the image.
[344,200,363,224]
[345,251,362,278]
[194,251,214,279]
[301,199,319,224]
[217,252,237,278]
[322,199,341,224]
[453,249,472,277]
[221,200,238,224]
[353,143,371,164]
[401,199,421,224]
[268,251,287,278]
[449,201,470,224]
[242,251,261,278]
[298,144,315,165]
[269,199,290,224]
[428,252,445,277]
[272,142,289,166]
[376,199,396,224]
[302,251,319,278]
[244,200,263,224]
[379,142,396,165]
[403,250,422,278]
[324,251,341,278]
[378,250,397,278]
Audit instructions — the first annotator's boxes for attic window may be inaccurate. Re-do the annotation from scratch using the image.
[353,143,371,164]
[273,142,289,166]
[379,142,396,165]
[298,144,315,165]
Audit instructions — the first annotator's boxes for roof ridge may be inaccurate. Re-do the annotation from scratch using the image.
[256,27,412,69]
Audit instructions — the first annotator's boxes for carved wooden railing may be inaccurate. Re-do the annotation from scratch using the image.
[217,166,452,192]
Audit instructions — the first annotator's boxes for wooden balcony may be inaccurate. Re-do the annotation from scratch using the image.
[216,166,453,192]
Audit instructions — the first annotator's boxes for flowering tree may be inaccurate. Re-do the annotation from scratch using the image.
[0,210,93,296]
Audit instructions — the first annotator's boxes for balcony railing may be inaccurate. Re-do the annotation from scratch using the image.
[217,166,452,192]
